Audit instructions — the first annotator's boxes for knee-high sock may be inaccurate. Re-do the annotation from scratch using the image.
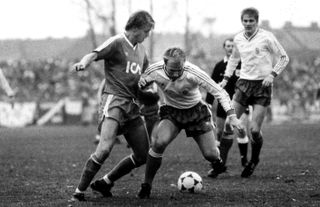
[78,155,102,191]
[144,149,162,185]
[251,132,263,164]
[219,135,233,165]
[237,136,249,161]
[107,155,137,182]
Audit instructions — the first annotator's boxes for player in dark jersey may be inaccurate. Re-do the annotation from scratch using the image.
[206,38,250,178]
[69,11,155,202]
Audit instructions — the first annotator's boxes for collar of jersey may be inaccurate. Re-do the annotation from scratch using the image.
[243,28,259,41]
[122,33,137,50]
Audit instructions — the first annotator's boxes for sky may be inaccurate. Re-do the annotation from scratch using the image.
[0,0,319,40]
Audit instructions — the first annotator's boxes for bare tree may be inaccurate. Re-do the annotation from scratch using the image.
[84,0,97,49]
[184,0,191,55]
[203,17,216,38]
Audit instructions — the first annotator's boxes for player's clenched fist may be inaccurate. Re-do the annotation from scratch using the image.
[73,62,85,71]
[138,75,152,89]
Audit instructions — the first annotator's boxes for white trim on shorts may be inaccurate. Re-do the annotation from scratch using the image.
[102,94,114,117]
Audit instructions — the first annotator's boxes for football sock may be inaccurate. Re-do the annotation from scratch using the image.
[251,132,263,164]
[77,155,102,191]
[144,148,163,185]
[102,175,112,184]
[237,136,249,162]
[106,155,136,182]
[75,188,84,193]
[219,137,233,165]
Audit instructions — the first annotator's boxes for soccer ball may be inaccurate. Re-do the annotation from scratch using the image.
[177,171,203,193]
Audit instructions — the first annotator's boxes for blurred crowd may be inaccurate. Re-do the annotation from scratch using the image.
[0,57,320,118]
[0,59,104,102]
[274,57,320,116]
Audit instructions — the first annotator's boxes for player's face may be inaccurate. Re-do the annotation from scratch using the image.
[242,14,258,36]
[224,40,234,57]
[164,59,184,80]
[135,27,152,43]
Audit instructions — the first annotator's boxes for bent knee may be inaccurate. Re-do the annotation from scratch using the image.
[203,149,220,162]
[251,130,262,141]
[151,140,168,154]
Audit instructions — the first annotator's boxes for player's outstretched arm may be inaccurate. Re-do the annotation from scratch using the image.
[73,52,98,72]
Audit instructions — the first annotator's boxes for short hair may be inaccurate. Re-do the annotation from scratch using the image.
[223,38,234,48]
[241,7,259,22]
[163,47,186,64]
[125,10,155,31]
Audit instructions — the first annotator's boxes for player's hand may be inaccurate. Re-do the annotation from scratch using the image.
[72,62,85,72]
[219,79,228,88]
[138,75,152,89]
[262,74,274,87]
[226,114,245,136]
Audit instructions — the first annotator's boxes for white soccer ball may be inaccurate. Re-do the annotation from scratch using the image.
[177,171,203,193]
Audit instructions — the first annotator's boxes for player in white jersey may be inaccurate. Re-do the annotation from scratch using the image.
[220,7,289,178]
[137,47,245,198]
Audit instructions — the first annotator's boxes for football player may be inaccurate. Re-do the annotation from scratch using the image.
[220,7,289,178]
[137,47,245,198]
[70,10,155,202]
[205,38,250,178]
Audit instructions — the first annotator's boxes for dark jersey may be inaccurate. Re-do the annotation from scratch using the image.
[94,33,149,99]
[206,59,241,105]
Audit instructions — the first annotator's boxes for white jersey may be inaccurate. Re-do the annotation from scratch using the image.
[225,28,289,80]
[0,68,14,97]
[143,61,233,112]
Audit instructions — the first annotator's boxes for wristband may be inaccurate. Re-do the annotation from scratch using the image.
[270,71,277,78]
[226,109,235,116]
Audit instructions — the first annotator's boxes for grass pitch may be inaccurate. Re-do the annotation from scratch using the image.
[0,123,319,206]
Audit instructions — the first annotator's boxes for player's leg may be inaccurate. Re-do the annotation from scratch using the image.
[90,94,147,196]
[107,117,149,182]
[241,104,266,178]
[212,104,231,167]
[215,117,225,143]
[193,130,226,178]
[237,108,250,167]
[71,118,119,201]
[138,119,180,198]
[91,116,150,197]
[141,103,160,139]
[144,113,160,140]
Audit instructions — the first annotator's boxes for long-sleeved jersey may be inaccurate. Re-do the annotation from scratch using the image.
[0,68,14,97]
[142,60,234,113]
[225,28,289,80]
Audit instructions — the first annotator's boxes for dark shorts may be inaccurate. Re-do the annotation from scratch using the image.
[233,79,272,107]
[159,102,213,137]
[98,93,142,135]
[216,102,249,118]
